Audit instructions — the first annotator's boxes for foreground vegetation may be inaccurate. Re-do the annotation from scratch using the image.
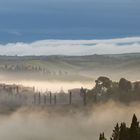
[99,114,140,140]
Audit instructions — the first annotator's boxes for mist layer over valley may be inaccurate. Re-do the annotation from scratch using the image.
[0,53,140,140]
[0,101,140,140]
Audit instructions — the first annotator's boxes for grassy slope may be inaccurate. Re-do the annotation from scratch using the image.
[0,53,140,81]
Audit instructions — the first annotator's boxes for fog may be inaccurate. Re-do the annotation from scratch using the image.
[0,101,140,140]
[0,79,93,92]
[0,69,139,140]
[1,37,140,55]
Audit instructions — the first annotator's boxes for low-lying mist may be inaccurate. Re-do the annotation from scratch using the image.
[0,73,93,92]
[0,101,140,140]
[0,79,93,92]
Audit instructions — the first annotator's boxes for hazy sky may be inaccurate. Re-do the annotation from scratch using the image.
[0,0,140,42]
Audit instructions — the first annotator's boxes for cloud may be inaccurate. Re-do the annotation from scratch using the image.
[0,37,140,56]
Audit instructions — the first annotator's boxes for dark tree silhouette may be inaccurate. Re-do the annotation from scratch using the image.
[119,78,132,92]
[100,114,140,140]
[99,133,107,140]
[110,123,120,140]
[130,114,139,140]
[95,76,112,89]
[119,123,128,140]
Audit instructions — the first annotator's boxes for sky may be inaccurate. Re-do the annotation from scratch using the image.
[0,0,140,43]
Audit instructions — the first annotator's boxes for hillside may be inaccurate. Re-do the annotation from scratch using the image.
[0,53,140,81]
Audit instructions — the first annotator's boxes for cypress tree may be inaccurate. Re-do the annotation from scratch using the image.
[99,133,107,140]
[130,114,139,140]
[110,123,120,140]
[119,123,128,140]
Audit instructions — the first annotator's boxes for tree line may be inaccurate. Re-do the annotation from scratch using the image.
[87,76,140,103]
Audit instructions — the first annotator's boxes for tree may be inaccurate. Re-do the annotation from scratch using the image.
[130,114,139,140]
[119,123,128,140]
[134,82,140,93]
[99,133,107,140]
[110,123,120,140]
[119,78,132,92]
[95,76,112,89]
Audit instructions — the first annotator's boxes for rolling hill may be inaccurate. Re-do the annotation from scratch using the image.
[0,53,140,81]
